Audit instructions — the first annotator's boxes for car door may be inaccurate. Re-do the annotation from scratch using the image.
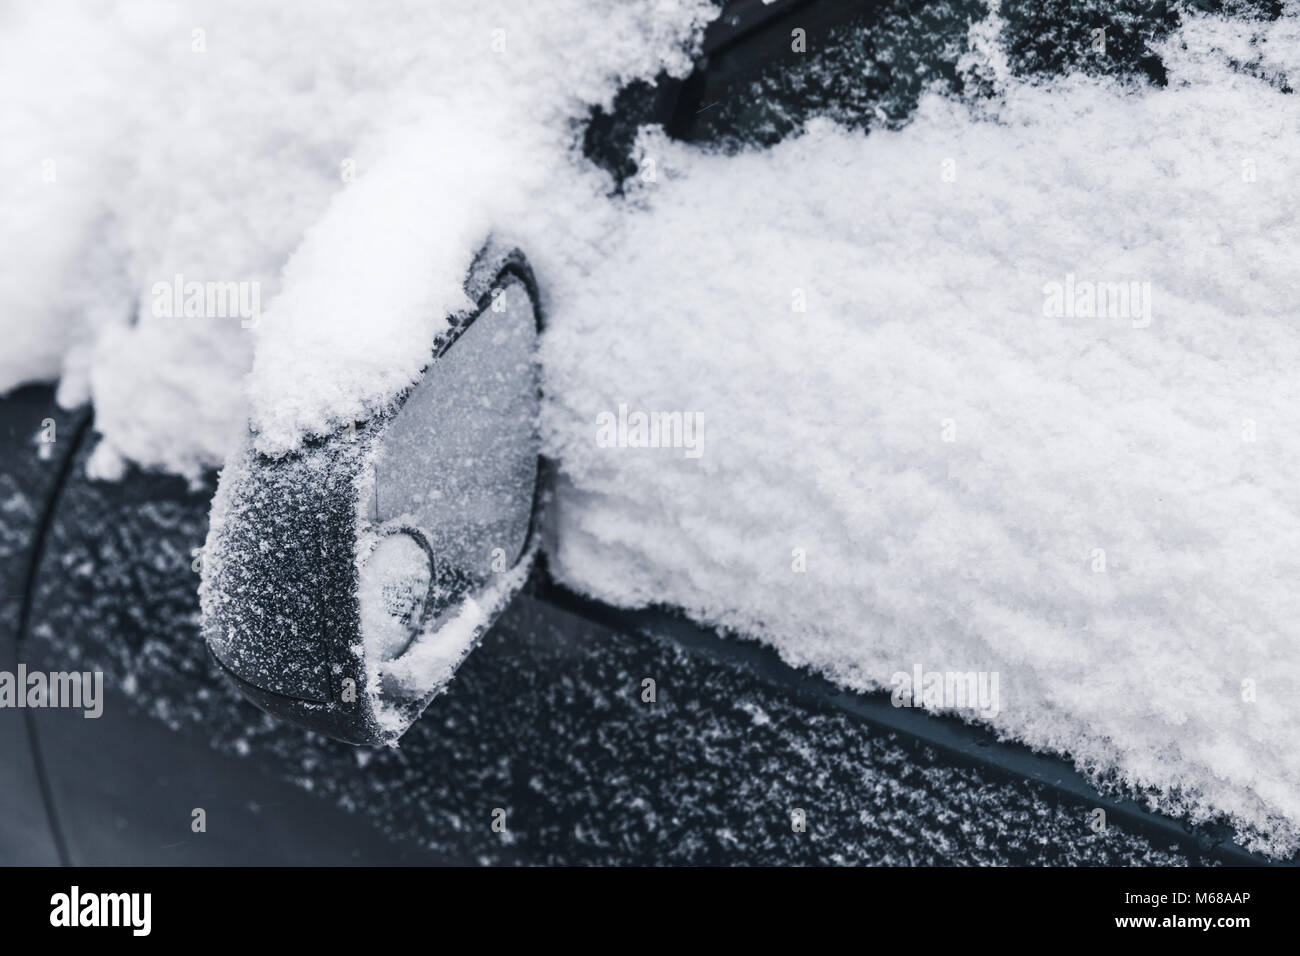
[0,385,71,865]
[13,409,1226,865]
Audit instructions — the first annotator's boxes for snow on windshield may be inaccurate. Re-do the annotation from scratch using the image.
[3,0,1300,855]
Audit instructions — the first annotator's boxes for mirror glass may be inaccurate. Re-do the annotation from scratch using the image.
[370,276,539,623]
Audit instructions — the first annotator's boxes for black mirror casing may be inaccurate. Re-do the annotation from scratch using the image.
[201,245,544,745]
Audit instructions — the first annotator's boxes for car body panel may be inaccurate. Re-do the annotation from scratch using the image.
[0,385,73,865]
[6,410,1205,864]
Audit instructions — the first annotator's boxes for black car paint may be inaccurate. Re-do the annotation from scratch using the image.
[0,386,74,865]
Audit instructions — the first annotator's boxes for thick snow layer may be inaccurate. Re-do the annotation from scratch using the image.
[544,12,1300,856]
[5,0,1300,856]
[0,0,715,473]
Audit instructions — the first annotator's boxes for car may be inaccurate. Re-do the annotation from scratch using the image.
[0,0,1288,868]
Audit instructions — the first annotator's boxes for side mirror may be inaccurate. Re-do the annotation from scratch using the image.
[201,245,543,745]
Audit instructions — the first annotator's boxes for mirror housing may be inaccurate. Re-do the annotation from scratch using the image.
[201,245,543,745]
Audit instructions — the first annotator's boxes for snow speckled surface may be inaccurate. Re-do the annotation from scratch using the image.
[15,429,1199,864]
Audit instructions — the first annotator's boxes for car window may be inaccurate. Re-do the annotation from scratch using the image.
[678,0,986,147]
[587,0,1239,163]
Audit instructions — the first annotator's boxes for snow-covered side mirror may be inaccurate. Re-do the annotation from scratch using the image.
[201,245,543,745]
